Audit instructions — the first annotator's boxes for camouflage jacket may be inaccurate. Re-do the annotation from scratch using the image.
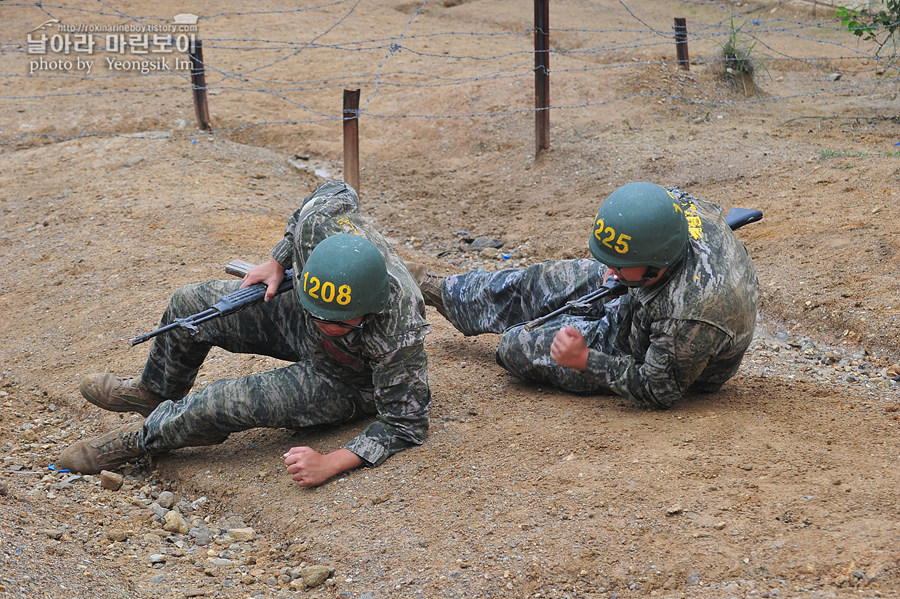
[584,187,759,408]
[270,181,431,466]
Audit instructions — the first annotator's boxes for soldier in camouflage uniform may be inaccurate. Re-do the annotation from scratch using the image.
[59,181,431,487]
[412,182,758,409]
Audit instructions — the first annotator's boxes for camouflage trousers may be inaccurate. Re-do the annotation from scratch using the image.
[442,259,624,394]
[136,280,375,453]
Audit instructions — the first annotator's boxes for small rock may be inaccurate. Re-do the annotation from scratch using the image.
[0,478,7,496]
[149,554,167,564]
[164,511,189,534]
[666,506,684,516]
[100,470,124,491]
[189,526,212,546]
[227,527,255,542]
[44,529,64,540]
[106,528,128,542]
[461,236,503,251]
[301,565,332,588]
[713,521,727,530]
[828,73,841,82]
[157,490,176,509]
[150,503,169,519]
[208,558,234,567]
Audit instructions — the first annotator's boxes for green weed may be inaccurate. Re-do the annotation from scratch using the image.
[719,18,765,95]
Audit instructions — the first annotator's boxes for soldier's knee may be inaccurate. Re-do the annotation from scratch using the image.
[168,281,220,315]
[495,332,527,376]
[169,283,201,308]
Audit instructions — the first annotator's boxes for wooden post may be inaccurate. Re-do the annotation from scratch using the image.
[674,18,690,71]
[189,39,211,130]
[534,0,550,157]
[343,89,360,194]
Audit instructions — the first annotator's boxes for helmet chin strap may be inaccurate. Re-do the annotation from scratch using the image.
[613,249,685,288]
[616,266,661,287]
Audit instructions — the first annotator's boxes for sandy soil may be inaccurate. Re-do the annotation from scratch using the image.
[1,1,899,598]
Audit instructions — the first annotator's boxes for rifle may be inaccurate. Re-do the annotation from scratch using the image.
[523,207,762,331]
[128,260,294,346]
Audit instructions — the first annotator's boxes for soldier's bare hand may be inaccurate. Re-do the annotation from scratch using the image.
[550,326,589,371]
[284,446,363,487]
[241,257,285,301]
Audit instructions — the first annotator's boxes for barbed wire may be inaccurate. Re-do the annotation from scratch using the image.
[2,1,898,149]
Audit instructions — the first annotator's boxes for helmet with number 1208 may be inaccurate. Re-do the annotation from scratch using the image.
[588,182,689,269]
[299,233,390,321]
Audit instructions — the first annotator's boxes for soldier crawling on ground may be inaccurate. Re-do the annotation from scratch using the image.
[59,181,431,487]
[409,182,759,409]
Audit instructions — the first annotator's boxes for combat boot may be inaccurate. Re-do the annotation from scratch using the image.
[80,374,167,417]
[406,262,448,319]
[57,421,146,474]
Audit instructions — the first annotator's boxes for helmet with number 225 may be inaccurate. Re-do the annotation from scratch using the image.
[588,182,689,269]
[299,233,390,321]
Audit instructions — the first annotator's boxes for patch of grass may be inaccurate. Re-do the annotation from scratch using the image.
[718,18,765,95]
[818,149,900,160]
[818,149,870,160]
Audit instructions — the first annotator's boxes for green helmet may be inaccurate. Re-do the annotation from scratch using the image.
[299,233,390,321]
[588,182,688,269]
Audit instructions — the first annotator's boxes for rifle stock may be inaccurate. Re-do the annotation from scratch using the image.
[522,207,762,331]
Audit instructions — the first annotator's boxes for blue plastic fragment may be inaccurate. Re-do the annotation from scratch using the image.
[895,141,900,146]
[502,253,512,260]
[49,464,70,473]
[455,230,472,236]
[192,140,198,144]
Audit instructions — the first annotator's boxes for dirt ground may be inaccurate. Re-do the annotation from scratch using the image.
[1,1,900,598]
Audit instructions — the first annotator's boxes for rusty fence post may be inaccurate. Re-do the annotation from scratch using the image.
[674,18,690,71]
[343,89,360,194]
[189,39,211,130]
[534,0,550,158]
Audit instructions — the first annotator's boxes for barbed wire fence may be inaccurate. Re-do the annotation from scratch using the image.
[1,0,898,175]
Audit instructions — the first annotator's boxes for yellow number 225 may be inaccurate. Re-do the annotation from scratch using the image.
[593,218,631,254]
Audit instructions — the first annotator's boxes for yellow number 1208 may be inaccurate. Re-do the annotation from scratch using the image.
[303,272,352,305]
